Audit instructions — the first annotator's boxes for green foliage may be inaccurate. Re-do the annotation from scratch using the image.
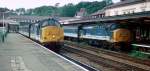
[24,9,34,15]
[0,8,9,12]
[59,3,76,17]
[76,1,106,14]
[0,8,10,19]
[33,6,55,16]
[104,0,113,5]
[3,1,108,17]
[24,1,107,17]
[75,2,91,12]
[15,8,25,12]
[129,50,149,59]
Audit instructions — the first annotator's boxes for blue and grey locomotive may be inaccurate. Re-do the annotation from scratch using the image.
[64,23,131,51]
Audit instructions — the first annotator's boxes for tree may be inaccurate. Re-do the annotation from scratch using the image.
[103,0,113,6]
[15,8,25,15]
[75,1,106,14]
[24,9,34,15]
[59,3,76,17]
[14,1,108,17]
[33,6,55,16]
[0,8,9,12]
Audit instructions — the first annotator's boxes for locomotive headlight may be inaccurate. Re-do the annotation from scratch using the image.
[52,35,55,38]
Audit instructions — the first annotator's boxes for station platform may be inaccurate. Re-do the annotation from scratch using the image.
[0,33,88,71]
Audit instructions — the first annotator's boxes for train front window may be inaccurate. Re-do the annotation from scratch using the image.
[42,21,49,27]
[41,19,61,27]
[48,19,60,27]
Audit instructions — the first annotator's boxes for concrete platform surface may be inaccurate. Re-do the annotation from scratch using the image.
[0,33,88,71]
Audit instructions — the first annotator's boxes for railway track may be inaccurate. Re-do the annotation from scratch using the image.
[60,41,150,71]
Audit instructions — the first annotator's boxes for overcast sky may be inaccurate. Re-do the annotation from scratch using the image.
[0,0,120,9]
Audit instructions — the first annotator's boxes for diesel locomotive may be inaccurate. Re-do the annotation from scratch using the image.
[19,18,64,51]
[64,23,131,51]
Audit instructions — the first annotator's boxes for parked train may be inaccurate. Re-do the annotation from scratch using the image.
[19,18,64,51]
[64,23,131,51]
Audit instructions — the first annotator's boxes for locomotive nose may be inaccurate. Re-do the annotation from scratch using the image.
[41,26,64,43]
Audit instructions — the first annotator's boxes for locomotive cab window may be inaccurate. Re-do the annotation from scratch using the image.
[41,19,61,27]
[48,19,60,27]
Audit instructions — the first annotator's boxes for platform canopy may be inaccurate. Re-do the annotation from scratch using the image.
[0,19,19,25]
[68,11,150,24]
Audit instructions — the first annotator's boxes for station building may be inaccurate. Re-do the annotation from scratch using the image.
[105,0,150,16]
[91,0,150,18]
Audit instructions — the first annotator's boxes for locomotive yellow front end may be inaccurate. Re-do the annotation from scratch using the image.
[41,26,64,44]
[38,18,64,52]
[112,28,131,51]
[113,29,131,42]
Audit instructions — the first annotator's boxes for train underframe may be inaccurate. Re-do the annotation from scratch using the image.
[65,36,131,52]
[42,41,63,52]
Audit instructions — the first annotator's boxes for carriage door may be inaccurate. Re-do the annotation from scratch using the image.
[35,24,39,40]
